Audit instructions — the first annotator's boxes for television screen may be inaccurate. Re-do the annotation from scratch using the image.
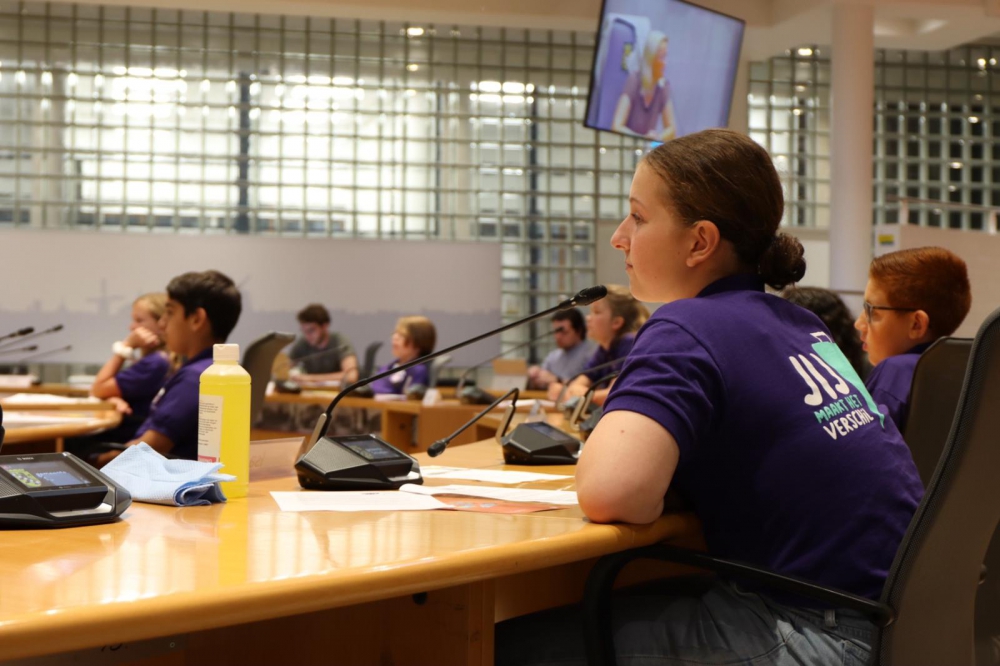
[584,0,745,141]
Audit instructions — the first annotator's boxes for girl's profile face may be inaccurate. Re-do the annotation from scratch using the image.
[611,162,692,304]
[131,302,164,338]
[586,300,622,348]
[391,330,418,362]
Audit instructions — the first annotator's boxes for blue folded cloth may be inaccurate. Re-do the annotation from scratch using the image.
[101,443,237,506]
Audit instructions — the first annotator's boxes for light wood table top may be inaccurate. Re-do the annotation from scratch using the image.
[0,439,700,661]
[1,409,122,446]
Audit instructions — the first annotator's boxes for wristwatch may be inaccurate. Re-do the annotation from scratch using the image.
[112,341,134,360]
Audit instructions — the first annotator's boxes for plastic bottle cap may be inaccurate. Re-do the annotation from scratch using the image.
[213,343,240,362]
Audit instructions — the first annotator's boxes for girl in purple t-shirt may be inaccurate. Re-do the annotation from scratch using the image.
[90,293,173,441]
[497,130,923,666]
[611,31,677,141]
[545,284,647,406]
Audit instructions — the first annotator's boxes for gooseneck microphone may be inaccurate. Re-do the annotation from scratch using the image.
[0,324,63,349]
[456,329,561,394]
[0,327,34,344]
[569,370,621,430]
[303,285,608,451]
[0,345,39,356]
[427,388,519,458]
[555,356,628,409]
[18,345,72,362]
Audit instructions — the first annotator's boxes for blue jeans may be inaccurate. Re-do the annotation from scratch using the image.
[495,578,875,666]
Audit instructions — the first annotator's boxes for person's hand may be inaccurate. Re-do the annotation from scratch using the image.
[107,396,133,415]
[547,382,564,402]
[95,449,122,468]
[566,384,589,399]
[527,366,541,381]
[124,326,161,352]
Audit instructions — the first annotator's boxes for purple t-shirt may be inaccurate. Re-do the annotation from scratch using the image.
[583,334,635,384]
[604,274,923,602]
[135,347,214,460]
[370,360,429,395]
[864,343,931,434]
[622,72,670,137]
[116,351,171,421]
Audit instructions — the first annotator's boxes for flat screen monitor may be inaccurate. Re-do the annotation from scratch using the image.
[584,0,745,141]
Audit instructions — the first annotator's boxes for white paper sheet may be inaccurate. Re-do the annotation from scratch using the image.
[1,412,99,426]
[270,491,450,512]
[400,483,578,506]
[496,398,555,409]
[1,393,99,405]
[421,466,572,484]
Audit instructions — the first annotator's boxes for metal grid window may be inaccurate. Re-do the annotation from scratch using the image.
[0,2,644,357]
[749,44,1000,231]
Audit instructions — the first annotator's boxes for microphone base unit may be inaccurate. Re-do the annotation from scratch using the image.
[458,386,495,406]
[501,422,582,466]
[295,434,423,491]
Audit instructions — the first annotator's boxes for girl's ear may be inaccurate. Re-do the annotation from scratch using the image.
[611,315,625,333]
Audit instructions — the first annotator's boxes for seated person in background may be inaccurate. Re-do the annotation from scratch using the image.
[546,284,648,406]
[527,309,596,390]
[855,246,971,432]
[783,286,871,381]
[289,304,358,385]
[370,316,436,395]
[498,129,923,666]
[89,292,172,441]
[95,270,242,465]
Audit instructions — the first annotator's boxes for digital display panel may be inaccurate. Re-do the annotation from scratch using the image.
[342,437,406,462]
[584,0,744,140]
[2,460,90,489]
[527,422,580,444]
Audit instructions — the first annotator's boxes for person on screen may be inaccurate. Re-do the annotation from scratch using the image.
[611,31,677,141]
[370,316,436,395]
[855,247,971,432]
[89,292,173,441]
[783,286,870,381]
[496,129,922,666]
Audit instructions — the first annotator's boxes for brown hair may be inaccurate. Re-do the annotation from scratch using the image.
[297,303,331,326]
[395,316,436,356]
[604,284,649,340]
[640,128,805,290]
[166,270,242,342]
[869,247,971,338]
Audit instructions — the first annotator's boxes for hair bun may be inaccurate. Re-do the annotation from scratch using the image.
[758,233,806,290]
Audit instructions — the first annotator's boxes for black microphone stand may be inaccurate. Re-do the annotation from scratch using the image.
[302,285,608,452]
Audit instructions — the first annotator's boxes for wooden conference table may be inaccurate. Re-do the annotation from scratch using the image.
[0,408,121,450]
[0,438,701,665]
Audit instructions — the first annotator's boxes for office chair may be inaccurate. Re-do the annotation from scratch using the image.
[242,331,296,426]
[902,336,972,487]
[582,306,1000,666]
[360,341,383,380]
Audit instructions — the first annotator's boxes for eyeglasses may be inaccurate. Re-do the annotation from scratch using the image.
[863,301,918,323]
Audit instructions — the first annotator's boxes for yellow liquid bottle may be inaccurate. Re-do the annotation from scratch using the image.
[198,343,251,499]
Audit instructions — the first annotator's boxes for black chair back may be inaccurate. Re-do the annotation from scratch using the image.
[901,336,973,487]
[878,308,1000,665]
[361,341,383,380]
[242,332,296,426]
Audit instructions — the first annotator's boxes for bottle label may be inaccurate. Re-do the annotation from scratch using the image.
[198,394,224,463]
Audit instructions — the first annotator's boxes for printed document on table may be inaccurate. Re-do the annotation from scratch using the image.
[421,466,572,484]
[399,483,578,506]
[271,491,450,512]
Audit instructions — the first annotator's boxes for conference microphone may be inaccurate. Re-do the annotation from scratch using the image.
[302,284,608,453]
[18,345,72,362]
[0,327,34,343]
[427,388,519,458]
[0,324,64,351]
[0,345,38,356]
[555,356,628,409]
[568,370,620,433]
[456,328,562,405]
[295,285,607,489]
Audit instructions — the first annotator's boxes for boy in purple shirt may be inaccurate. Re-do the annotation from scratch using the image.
[497,130,923,666]
[370,316,436,395]
[855,247,971,431]
[95,270,242,465]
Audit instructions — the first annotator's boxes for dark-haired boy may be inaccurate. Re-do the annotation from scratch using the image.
[288,303,358,384]
[96,270,242,465]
